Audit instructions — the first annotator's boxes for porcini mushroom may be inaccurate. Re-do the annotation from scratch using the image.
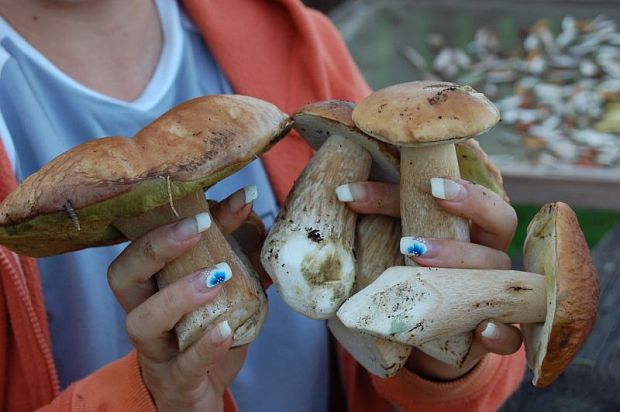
[337,202,599,387]
[329,135,509,377]
[262,100,383,319]
[0,95,293,350]
[352,81,500,366]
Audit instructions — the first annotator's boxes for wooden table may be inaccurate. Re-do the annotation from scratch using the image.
[501,225,620,411]
[499,165,620,211]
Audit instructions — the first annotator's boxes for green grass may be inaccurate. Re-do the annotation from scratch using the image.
[508,205,620,258]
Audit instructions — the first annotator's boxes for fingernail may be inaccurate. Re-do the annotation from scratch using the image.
[335,183,367,202]
[400,236,433,257]
[192,262,233,293]
[173,212,212,240]
[204,262,233,288]
[430,178,465,201]
[229,185,258,212]
[481,321,500,340]
[209,320,232,345]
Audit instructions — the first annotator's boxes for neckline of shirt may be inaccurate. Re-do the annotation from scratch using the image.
[0,0,183,112]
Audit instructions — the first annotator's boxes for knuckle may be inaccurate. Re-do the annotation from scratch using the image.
[107,261,122,291]
[141,238,161,264]
[125,311,146,347]
[160,286,181,314]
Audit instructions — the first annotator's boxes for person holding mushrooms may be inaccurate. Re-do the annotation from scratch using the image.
[0,1,525,411]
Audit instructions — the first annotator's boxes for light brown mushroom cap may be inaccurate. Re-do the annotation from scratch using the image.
[523,202,599,387]
[352,81,500,147]
[456,139,509,202]
[0,95,292,257]
[293,100,400,183]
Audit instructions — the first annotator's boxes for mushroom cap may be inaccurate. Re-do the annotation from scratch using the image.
[0,95,292,257]
[456,139,509,202]
[352,81,500,147]
[293,100,400,183]
[522,202,599,387]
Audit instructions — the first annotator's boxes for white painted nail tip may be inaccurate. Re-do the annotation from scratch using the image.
[430,178,447,199]
[195,212,212,233]
[244,185,258,204]
[481,321,499,340]
[335,184,354,202]
[218,320,232,338]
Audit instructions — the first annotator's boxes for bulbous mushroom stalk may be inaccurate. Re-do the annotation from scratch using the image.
[289,101,411,376]
[0,95,292,350]
[262,100,399,319]
[262,135,370,318]
[338,202,599,387]
[352,81,500,367]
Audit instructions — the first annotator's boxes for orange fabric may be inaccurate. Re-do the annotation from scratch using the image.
[0,0,525,411]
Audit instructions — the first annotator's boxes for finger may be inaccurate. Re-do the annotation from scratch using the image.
[108,213,212,311]
[453,321,523,375]
[400,236,511,269]
[431,178,517,251]
[125,263,232,361]
[474,320,523,356]
[210,185,257,236]
[335,181,400,217]
[170,320,234,391]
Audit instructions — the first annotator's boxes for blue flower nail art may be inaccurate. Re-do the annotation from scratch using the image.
[205,262,233,288]
[400,237,428,257]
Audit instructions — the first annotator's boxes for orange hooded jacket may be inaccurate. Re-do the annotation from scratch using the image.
[0,1,525,410]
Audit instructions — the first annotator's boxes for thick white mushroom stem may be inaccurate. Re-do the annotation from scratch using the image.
[328,215,411,377]
[113,190,266,351]
[400,144,472,366]
[338,267,547,345]
[262,134,371,319]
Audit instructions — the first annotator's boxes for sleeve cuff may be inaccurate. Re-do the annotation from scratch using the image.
[371,349,526,408]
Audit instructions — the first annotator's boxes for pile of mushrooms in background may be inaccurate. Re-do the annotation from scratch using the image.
[262,80,599,387]
[401,16,620,168]
[0,83,599,388]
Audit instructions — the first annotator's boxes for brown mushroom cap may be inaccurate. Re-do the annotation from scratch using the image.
[293,100,400,183]
[0,95,292,257]
[522,202,599,387]
[352,81,500,147]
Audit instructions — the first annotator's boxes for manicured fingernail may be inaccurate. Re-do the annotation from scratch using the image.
[209,320,232,345]
[173,212,212,240]
[400,236,430,257]
[229,185,258,212]
[335,183,367,202]
[430,178,465,201]
[481,321,500,340]
[192,262,233,293]
[204,262,233,288]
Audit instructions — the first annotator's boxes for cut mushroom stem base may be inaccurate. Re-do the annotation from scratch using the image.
[337,267,547,346]
[113,190,267,350]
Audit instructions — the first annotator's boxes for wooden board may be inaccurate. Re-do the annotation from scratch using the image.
[501,225,620,411]
[500,165,620,210]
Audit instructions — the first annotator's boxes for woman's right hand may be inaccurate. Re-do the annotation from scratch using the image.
[107,188,254,411]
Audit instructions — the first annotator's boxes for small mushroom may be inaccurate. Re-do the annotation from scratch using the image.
[261,100,400,319]
[337,202,599,387]
[352,81,500,366]
[0,95,293,350]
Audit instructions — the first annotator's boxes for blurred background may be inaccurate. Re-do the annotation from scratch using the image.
[304,0,620,258]
[304,1,620,409]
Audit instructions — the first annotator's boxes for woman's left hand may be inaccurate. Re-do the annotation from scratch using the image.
[338,178,522,380]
